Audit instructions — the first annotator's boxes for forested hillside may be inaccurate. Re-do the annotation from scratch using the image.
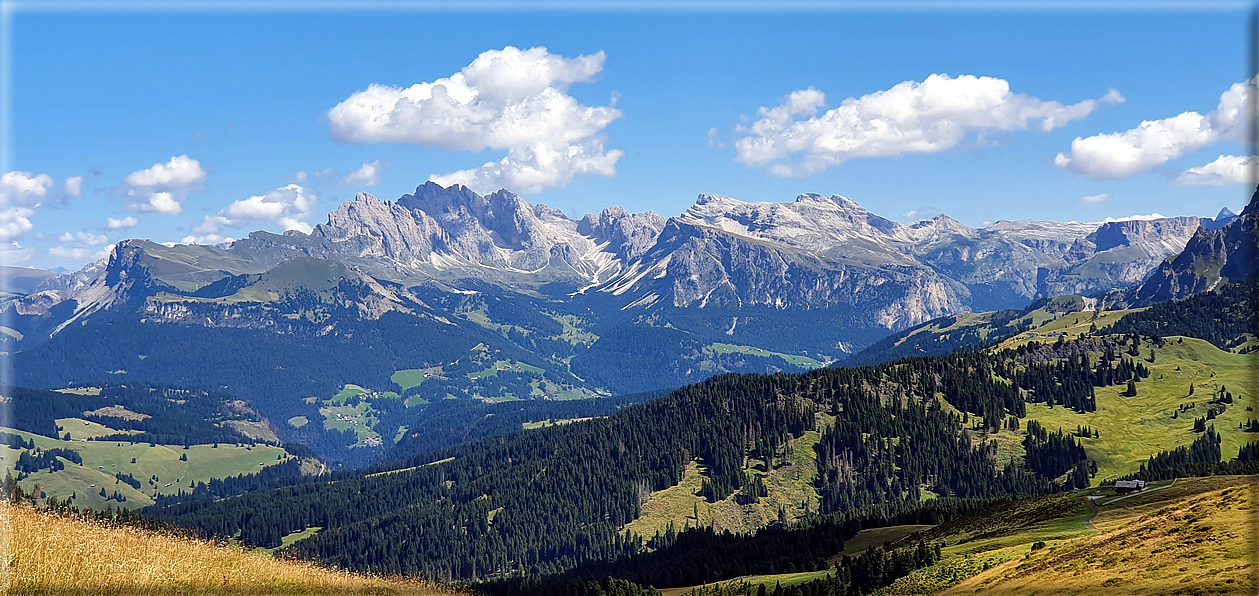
[149,332,1172,581]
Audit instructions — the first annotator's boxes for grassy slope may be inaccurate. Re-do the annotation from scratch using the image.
[1017,336,1256,483]
[935,475,1258,595]
[710,343,828,369]
[3,425,288,510]
[623,429,822,540]
[996,307,1146,350]
[2,503,449,595]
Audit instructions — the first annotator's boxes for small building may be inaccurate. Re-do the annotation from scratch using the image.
[1114,479,1146,494]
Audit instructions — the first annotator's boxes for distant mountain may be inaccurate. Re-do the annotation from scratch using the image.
[1202,206,1239,231]
[1125,188,1256,304]
[0,181,1224,463]
[1,266,58,296]
[1035,217,1203,298]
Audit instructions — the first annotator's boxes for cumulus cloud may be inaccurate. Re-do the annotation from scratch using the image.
[0,171,54,206]
[341,160,386,187]
[900,208,940,220]
[49,246,93,259]
[328,46,623,194]
[734,74,1122,176]
[1056,76,1256,179]
[1102,213,1167,223]
[0,171,59,241]
[314,167,337,183]
[292,169,309,183]
[193,184,317,238]
[0,241,33,265]
[1175,154,1256,186]
[63,176,84,200]
[48,245,111,261]
[106,216,139,230]
[180,233,233,246]
[1079,193,1112,204]
[0,207,36,241]
[121,155,207,215]
[58,231,110,246]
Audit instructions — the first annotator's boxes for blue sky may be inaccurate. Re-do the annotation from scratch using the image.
[2,4,1255,270]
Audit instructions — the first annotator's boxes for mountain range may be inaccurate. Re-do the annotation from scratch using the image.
[1,182,1246,463]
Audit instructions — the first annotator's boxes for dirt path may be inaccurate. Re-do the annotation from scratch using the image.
[1085,477,1178,531]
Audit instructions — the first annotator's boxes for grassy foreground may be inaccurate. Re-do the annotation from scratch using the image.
[2,503,453,595]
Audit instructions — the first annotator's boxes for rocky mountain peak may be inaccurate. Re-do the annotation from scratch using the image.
[793,192,865,212]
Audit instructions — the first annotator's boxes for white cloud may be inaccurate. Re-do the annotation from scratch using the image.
[293,169,309,183]
[1102,213,1167,223]
[0,171,54,206]
[193,184,317,237]
[1079,193,1112,204]
[0,171,60,241]
[49,246,94,260]
[1056,76,1256,179]
[0,207,36,241]
[328,46,623,194]
[314,167,337,183]
[180,233,233,246]
[429,138,621,195]
[734,74,1121,176]
[58,231,110,246]
[0,241,33,265]
[106,216,139,230]
[900,207,940,221]
[63,176,84,200]
[1175,154,1256,186]
[121,155,207,215]
[341,160,386,187]
[707,127,726,149]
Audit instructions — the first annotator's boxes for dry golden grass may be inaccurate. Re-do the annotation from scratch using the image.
[940,476,1259,595]
[1,502,455,595]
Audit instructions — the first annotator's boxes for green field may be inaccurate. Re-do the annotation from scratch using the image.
[3,425,289,510]
[54,417,139,440]
[710,343,828,369]
[467,359,545,380]
[391,368,429,391]
[521,417,601,430]
[275,526,322,551]
[1020,336,1256,482]
[363,456,455,479]
[319,401,382,446]
[330,384,369,405]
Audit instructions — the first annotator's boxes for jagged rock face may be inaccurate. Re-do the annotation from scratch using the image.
[601,216,967,328]
[313,192,444,264]
[1036,217,1203,298]
[577,206,666,262]
[985,220,1101,259]
[1088,217,1201,254]
[1127,191,1256,304]
[10,182,1232,341]
[396,182,601,272]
